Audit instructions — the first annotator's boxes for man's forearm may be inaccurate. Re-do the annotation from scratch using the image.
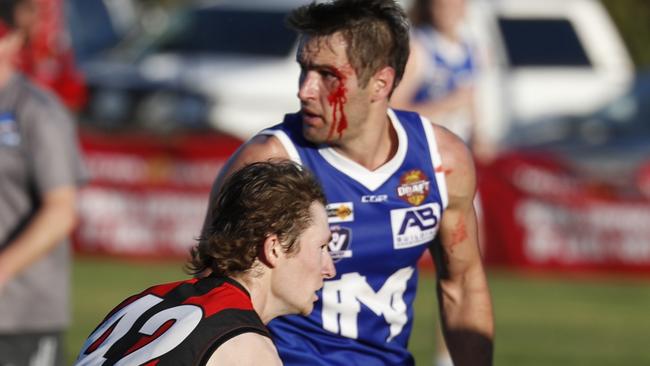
[438,270,494,366]
[0,187,77,285]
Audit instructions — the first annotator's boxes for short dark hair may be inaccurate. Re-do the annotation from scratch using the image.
[188,160,327,277]
[287,0,410,91]
[0,0,24,28]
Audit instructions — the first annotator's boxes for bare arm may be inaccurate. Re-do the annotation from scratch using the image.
[0,186,78,293]
[429,126,494,365]
[205,332,282,366]
[201,134,289,236]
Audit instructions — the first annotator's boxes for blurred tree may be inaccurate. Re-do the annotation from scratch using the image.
[602,0,650,68]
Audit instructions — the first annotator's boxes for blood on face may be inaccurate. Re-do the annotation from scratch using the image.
[327,67,349,140]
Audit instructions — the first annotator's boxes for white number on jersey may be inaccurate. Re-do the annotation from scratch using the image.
[75,294,203,365]
[321,266,414,342]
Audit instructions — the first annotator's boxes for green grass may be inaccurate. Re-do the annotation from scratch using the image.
[68,257,650,365]
[67,256,183,363]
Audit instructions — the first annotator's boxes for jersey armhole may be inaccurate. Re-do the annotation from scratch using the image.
[200,327,272,365]
[258,129,302,164]
[420,116,449,209]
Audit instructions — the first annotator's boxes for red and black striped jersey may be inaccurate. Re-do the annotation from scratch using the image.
[74,276,270,365]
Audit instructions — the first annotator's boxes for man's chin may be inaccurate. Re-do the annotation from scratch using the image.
[302,125,328,144]
[300,303,315,316]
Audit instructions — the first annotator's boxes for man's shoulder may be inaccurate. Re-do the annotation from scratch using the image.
[205,332,280,366]
[15,75,62,108]
[432,123,473,165]
[432,123,477,203]
[392,109,473,171]
[12,74,70,123]
[391,108,425,129]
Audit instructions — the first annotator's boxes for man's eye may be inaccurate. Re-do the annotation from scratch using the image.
[319,70,337,79]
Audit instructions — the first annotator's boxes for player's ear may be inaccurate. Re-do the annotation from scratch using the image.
[259,234,281,268]
[370,66,395,101]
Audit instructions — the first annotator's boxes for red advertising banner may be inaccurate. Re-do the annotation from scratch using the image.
[478,151,650,273]
[73,129,242,259]
[74,130,650,274]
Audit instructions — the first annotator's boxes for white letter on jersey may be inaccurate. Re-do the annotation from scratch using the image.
[321,266,414,342]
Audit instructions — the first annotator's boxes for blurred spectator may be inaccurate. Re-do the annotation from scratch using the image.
[392,0,493,161]
[392,1,487,364]
[15,0,87,111]
[0,0,86,365]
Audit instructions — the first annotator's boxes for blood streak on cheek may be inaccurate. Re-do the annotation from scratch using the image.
[327,68,348,139]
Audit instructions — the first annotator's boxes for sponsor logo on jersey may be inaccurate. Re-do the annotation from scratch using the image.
[390,203,440,249]
[0,112,20,146]
[396,170,430,206]
[361,194,388,203]
[326,202,354,223]
[322,266,414,342]
[328,225,352,262]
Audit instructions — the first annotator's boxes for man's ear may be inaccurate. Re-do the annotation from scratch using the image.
[370,66,396,101]
[259,234,281,268]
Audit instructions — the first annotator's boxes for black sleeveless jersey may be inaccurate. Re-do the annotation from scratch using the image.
[74,276,271,365]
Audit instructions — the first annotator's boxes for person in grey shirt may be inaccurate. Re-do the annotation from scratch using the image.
[0,0,86,364]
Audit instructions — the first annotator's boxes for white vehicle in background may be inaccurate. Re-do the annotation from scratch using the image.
[465,0,634,146]
[75,0,633,144]
[76,0,311,137]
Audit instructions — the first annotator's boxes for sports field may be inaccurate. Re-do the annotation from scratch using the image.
[67,257,650,365]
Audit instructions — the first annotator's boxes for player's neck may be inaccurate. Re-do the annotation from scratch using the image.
[333,109,397,171]
[232,272,276,324]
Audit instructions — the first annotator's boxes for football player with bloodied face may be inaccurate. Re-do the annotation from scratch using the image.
[203,0,494,365]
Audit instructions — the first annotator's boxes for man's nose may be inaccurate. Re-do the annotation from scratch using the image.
[298,71,319,101]
[322,250,336,279]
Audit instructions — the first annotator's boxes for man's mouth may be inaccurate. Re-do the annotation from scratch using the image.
[301,108,319,117]
[301,109,323,125]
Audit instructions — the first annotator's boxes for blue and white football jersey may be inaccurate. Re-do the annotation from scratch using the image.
[262,109,448,366]
[411,26,477,142]
[412,26,476,104]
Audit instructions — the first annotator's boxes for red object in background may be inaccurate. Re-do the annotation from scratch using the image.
[478,151,650,274]
[18,0,87,111]
[73,128,650,275]
[73,130,243,259]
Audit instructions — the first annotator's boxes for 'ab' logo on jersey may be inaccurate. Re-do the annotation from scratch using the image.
[390,203,440,249]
